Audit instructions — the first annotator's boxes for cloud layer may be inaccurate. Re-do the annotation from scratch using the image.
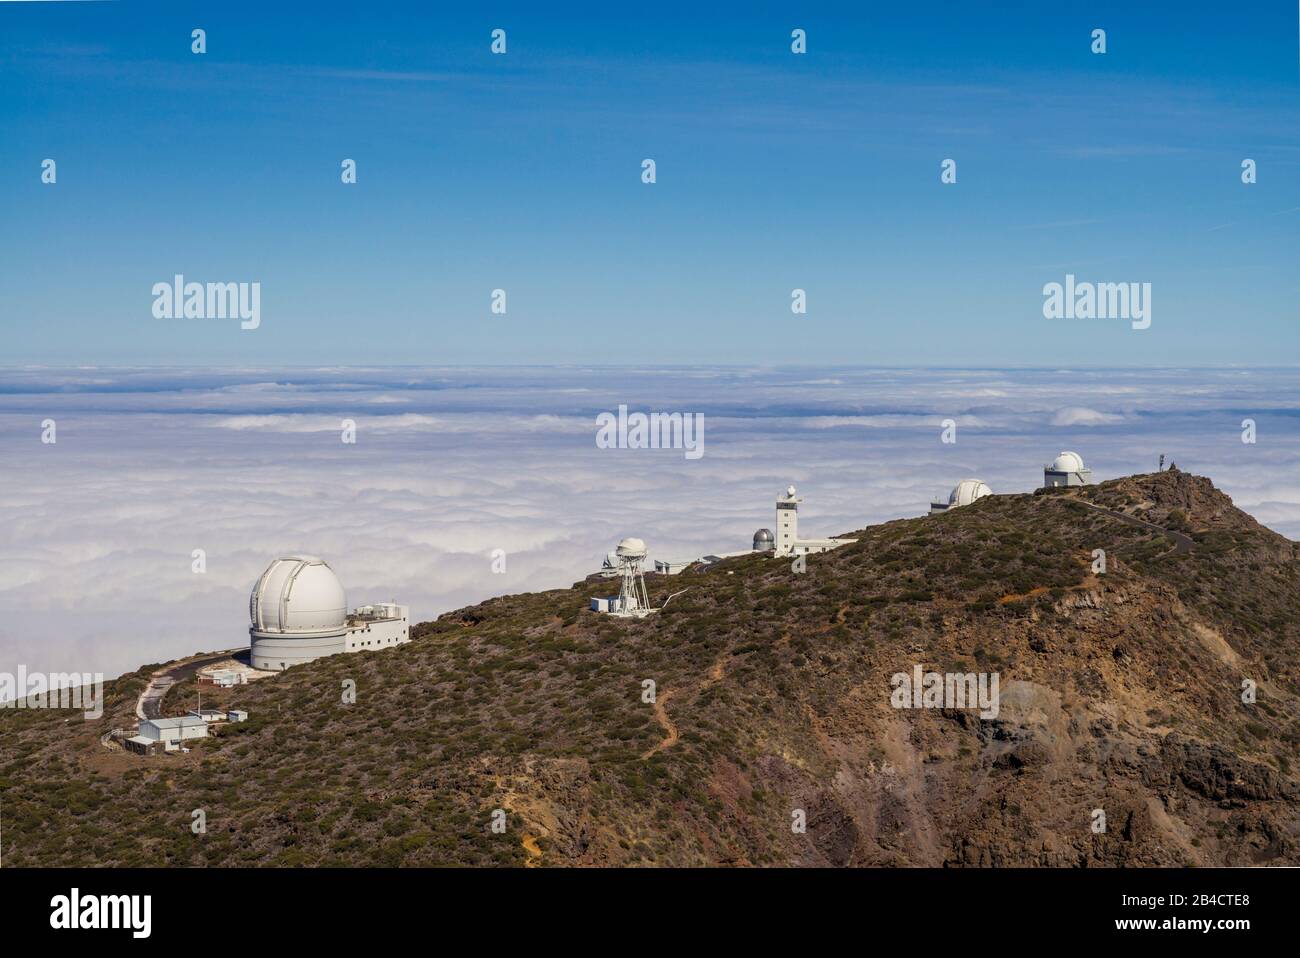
[2,366,1297,682]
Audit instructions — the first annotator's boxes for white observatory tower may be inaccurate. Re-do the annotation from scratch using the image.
[611,537,652,618]
[770,484,857,556]
[775,485,802,556]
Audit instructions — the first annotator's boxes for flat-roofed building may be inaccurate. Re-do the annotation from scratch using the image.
[653,559,693,575]
[138,715,208,750]
[123,735,161,756]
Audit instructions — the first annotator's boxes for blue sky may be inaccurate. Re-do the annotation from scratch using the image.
[1,1,1297,365]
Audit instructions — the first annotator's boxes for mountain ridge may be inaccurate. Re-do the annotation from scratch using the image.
[2,469,1298,867]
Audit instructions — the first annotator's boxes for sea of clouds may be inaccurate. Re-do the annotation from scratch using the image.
[1,366,1297,683]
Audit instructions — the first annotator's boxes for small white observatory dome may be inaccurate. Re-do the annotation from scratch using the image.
[949,479,993,508]
[616,537,648,558]
[249,555,347,634]
[1051,451,1084,473]
[753,528,775,551]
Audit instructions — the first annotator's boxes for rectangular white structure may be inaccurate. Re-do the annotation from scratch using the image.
[345,603,410,652]
[653,559,693,575]
[139,716,208,744]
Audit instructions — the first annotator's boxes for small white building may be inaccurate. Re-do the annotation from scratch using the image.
[227,710,248,723]
[1043,451,1092,488]
[123,735,159,755]
[653,559,693,575]
[138,716,208,750]
[697,552,750,566]
[931,479,992,514]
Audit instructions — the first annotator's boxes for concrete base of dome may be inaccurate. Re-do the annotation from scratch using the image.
[1044,468,1092,488]
[249,629,348,671]
[249,608,410,671]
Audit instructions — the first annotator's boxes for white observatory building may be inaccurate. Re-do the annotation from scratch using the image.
[773,485,856,557]
[591,537,655,617]
[930,479,993,515]
[1043,451,1092,488]
[249,555,409,671]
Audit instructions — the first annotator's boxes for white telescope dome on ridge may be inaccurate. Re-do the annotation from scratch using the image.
[249,555,347,634]
[248,554,410,672]
[1051,451,1085,473]
[616,537,647,558]
[1043,449,1093,488]
[930,478,993,514]
[948,479,993,507]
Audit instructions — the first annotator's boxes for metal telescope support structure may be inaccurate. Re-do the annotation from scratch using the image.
[612,539,654,618]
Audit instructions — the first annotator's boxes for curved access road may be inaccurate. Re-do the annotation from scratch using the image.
[135,649,247,721]
[1074,500,1193,555]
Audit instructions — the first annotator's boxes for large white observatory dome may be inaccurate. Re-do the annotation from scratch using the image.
[1051,451,1085,473]
[249,555,347,634]
[949,479,993,508]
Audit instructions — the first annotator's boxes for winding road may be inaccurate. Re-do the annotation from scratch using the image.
[1074,500,1193,556]
[135,649,246,721]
